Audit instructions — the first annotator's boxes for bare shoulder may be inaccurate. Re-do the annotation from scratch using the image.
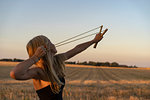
[55,53,68,61]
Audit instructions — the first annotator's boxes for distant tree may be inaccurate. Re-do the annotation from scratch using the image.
[129,65,138,68]
[65,61,76,64]
[88,61,97,66]
[0,58,13,62]
[119,65,128,68]
[103,62,110,66]
[82,61,88,65]
[13,58,24,62]
[111,62,119,67]
[133,65,138,68]
[96,62,103,66]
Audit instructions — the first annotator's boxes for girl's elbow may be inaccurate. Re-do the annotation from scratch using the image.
[10,71,20,80]
[10,71,16,79]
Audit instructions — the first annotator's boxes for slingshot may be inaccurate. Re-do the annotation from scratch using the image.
[55,25,108,48]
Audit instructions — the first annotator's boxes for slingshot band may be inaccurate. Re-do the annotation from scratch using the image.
[55,26,101,47]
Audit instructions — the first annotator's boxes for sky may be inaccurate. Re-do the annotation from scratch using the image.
[0,0,150,67]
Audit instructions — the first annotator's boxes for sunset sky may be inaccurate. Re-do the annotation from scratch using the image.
[0,0,150,67]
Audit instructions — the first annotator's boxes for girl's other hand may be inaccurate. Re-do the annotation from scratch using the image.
[33,46,47,59]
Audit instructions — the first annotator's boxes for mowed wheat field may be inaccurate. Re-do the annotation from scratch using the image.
[0,62,150,100]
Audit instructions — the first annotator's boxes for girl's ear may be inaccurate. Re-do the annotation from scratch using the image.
[44,44,50,51]
[44,45,47,48]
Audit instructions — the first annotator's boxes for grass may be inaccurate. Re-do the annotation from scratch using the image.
[0,61,150,100]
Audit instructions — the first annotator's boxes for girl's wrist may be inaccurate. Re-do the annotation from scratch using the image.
[31,55,40,64]
[91,39,96,44]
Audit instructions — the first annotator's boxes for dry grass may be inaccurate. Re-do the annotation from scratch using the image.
[0,61,150,100]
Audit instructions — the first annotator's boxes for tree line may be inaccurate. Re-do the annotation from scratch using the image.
[0,58,24,62]
[0,58,138,68]
[65,61,138,68]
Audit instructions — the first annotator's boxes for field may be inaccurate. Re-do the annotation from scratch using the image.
[0,62,150,100]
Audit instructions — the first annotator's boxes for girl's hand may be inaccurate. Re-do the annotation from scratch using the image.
[93,33,103,43]
[33,46,47,59]
[93,28,108,48]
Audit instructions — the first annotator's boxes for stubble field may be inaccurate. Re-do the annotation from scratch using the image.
[0,61,150,100]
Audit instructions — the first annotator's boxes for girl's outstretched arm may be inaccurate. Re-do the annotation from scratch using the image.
[63,32,104,60]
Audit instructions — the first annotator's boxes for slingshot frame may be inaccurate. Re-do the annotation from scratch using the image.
[93,25,108,48]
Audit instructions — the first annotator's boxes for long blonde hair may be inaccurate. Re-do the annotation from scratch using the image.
[26,35,65,93]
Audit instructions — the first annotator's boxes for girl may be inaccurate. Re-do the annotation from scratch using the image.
[10,32,104,100]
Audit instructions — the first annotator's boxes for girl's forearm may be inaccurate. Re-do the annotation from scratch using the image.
[11,56,39,76]
[75,40,95,53]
